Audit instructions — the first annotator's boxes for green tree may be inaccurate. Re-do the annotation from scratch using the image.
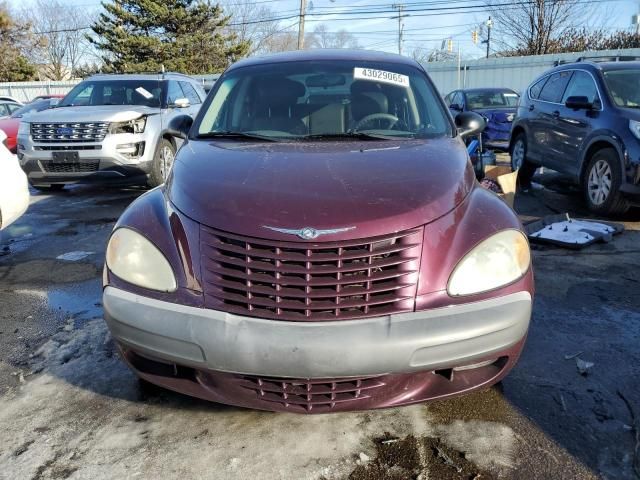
[0,4,37,82]
[89,0,249,74]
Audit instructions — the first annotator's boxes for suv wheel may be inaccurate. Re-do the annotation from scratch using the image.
[29,183,65,192]
[509,133,536,188]
[582,148,630,216]
[148,138,176,187]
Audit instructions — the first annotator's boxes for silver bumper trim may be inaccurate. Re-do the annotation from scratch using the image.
[103,286,531,378]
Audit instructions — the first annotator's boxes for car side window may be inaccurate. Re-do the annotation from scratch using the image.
[561,71,599,104]
[0,104,8,116]
[444,92,452,106]
[167,81,186,105]
[451,92,463,108]
[538,71,572,103]
[7,104,20,113]
[179,82,202,105]
[529,77,548,100]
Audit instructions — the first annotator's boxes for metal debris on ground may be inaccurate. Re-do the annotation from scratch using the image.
[56,251,94,261]
[525,213,623,249]
[575,357,595,376]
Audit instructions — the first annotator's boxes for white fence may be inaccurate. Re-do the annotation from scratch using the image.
[0,74,221,103]
[425,48,640,95]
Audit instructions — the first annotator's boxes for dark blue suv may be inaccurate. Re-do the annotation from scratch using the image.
[510,60,640,215]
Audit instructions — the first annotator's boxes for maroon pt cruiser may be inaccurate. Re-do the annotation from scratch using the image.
[103,50,533,413]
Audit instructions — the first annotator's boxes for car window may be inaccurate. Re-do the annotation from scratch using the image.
[444,92,452,106]
[7,104,20,113]
[179,81,202,105]
[59,80,163,107]
[529,77,549,100]
[452,92,463,107]
[538,71,572,103]
[562,71,599,104]
[0,104,8,116]
[465,91,519,109]
[602,69,640,108]
[196,60,453,140]
[167,81,186,105]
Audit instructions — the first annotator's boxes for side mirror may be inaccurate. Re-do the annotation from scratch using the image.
[565,96,592,110]
[455,111,486,139]
[167,114,193,139]
[172,98,190,109]
[449,103,462,111]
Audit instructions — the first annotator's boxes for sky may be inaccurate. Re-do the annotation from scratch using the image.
[11,0,640,59]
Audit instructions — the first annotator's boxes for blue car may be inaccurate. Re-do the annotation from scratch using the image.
[510,59,640,216]
[445,88,519,151]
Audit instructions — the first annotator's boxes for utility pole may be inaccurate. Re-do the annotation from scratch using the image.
[392,4,407,55]
[297,0,307,50]
[485,16,492,59]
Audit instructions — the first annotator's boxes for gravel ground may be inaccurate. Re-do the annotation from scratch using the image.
[0,175,638,480]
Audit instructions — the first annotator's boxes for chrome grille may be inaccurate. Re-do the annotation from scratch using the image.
[31,122,109,143]
[238,375,386,412]
[200,226,422,321]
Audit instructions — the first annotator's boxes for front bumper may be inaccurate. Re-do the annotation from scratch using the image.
[17,131,157,186]
[104,286,531,379]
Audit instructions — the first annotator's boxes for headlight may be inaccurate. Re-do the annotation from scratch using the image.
[18,122,29,136]
[629,119,640,140]
[447,229,530,296]
[106,228,177,292]
[110,116,147,134]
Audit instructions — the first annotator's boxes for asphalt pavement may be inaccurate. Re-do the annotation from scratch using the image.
[0,177,638,480]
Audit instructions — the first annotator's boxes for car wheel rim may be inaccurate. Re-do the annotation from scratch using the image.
[587,159,612,206]
[512,140,525,170]
[160,146,175,181]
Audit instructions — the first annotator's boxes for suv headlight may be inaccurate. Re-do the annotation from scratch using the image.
[110,116,147,134]
[629,119,640,140]
[106,228,177,292]
[18,122,29,136]
[447,229,530,296]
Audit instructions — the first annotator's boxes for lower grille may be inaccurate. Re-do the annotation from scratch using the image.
[41,160,100,173]
[200,226,423,321]
[238,375,386,412]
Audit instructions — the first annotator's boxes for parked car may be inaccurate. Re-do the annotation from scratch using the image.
[510,60,640,215]
[0,98,60,154]
[0,130,29,231]
[103,49,533,413]
[0,100,22,119]
[17,72,206,191]
[0,95,22,105]
[444,88,519,151]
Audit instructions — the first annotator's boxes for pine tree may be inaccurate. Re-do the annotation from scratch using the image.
[0,6,37,82]
[88,0,249,74]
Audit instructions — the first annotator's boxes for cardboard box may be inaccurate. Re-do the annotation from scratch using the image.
[484,165,518,208]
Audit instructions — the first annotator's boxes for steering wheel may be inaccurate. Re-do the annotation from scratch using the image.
[354,113,399,131]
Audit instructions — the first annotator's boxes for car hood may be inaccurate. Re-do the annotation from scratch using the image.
[167,137,476,241]
[23,105,157,124]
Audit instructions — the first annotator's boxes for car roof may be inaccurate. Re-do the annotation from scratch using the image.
[87,72,196,82]
[458,87,518,94]
[228,49,423,71]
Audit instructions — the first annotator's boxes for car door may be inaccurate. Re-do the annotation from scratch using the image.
[529,71,572,170]
[556,70,600,176]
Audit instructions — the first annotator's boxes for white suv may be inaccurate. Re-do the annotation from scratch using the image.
[17,73,205,191]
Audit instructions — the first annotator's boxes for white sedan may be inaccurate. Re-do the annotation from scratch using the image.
[0,130,29,231]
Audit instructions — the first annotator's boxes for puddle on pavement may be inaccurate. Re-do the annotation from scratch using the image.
[0,260,99,285]
[47,279,103,322]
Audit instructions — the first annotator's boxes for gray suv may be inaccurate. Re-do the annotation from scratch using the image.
[17,73,205,190]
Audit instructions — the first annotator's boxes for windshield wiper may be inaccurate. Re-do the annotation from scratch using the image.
[197,131,280,142]
[300,131,396,141]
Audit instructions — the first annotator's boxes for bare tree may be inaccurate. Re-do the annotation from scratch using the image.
[22,0,93,79]
[260,31,299,53]
[222,0,286,55]
[487,0,597,56]
[305,24,359,49]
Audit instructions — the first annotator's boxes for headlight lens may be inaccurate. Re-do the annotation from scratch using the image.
[447,229,530,296]
[18,121,29,136]
[629,119,640,140]
[106,228,177,292]
[110,116,147,134]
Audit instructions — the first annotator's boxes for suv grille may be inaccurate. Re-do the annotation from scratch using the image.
[41,160,100,173]
[237,375,386,412]
[31,123,109,143]
[200,226,422,321]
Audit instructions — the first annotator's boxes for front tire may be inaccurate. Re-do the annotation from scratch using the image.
[148,138,176,188]
[582,148,630,216]
[510,133,536,188]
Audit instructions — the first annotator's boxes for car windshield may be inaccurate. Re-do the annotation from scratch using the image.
[466,91,519,109]
[194,60,452,140]
[603,69,640,108]
[58,79,163,108]
[10,99,53,118]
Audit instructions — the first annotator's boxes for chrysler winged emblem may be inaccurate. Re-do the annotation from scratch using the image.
[263,225,355,240]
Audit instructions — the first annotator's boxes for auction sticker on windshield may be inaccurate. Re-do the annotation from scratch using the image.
[135,87,154,100]
[354,68,409,88]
